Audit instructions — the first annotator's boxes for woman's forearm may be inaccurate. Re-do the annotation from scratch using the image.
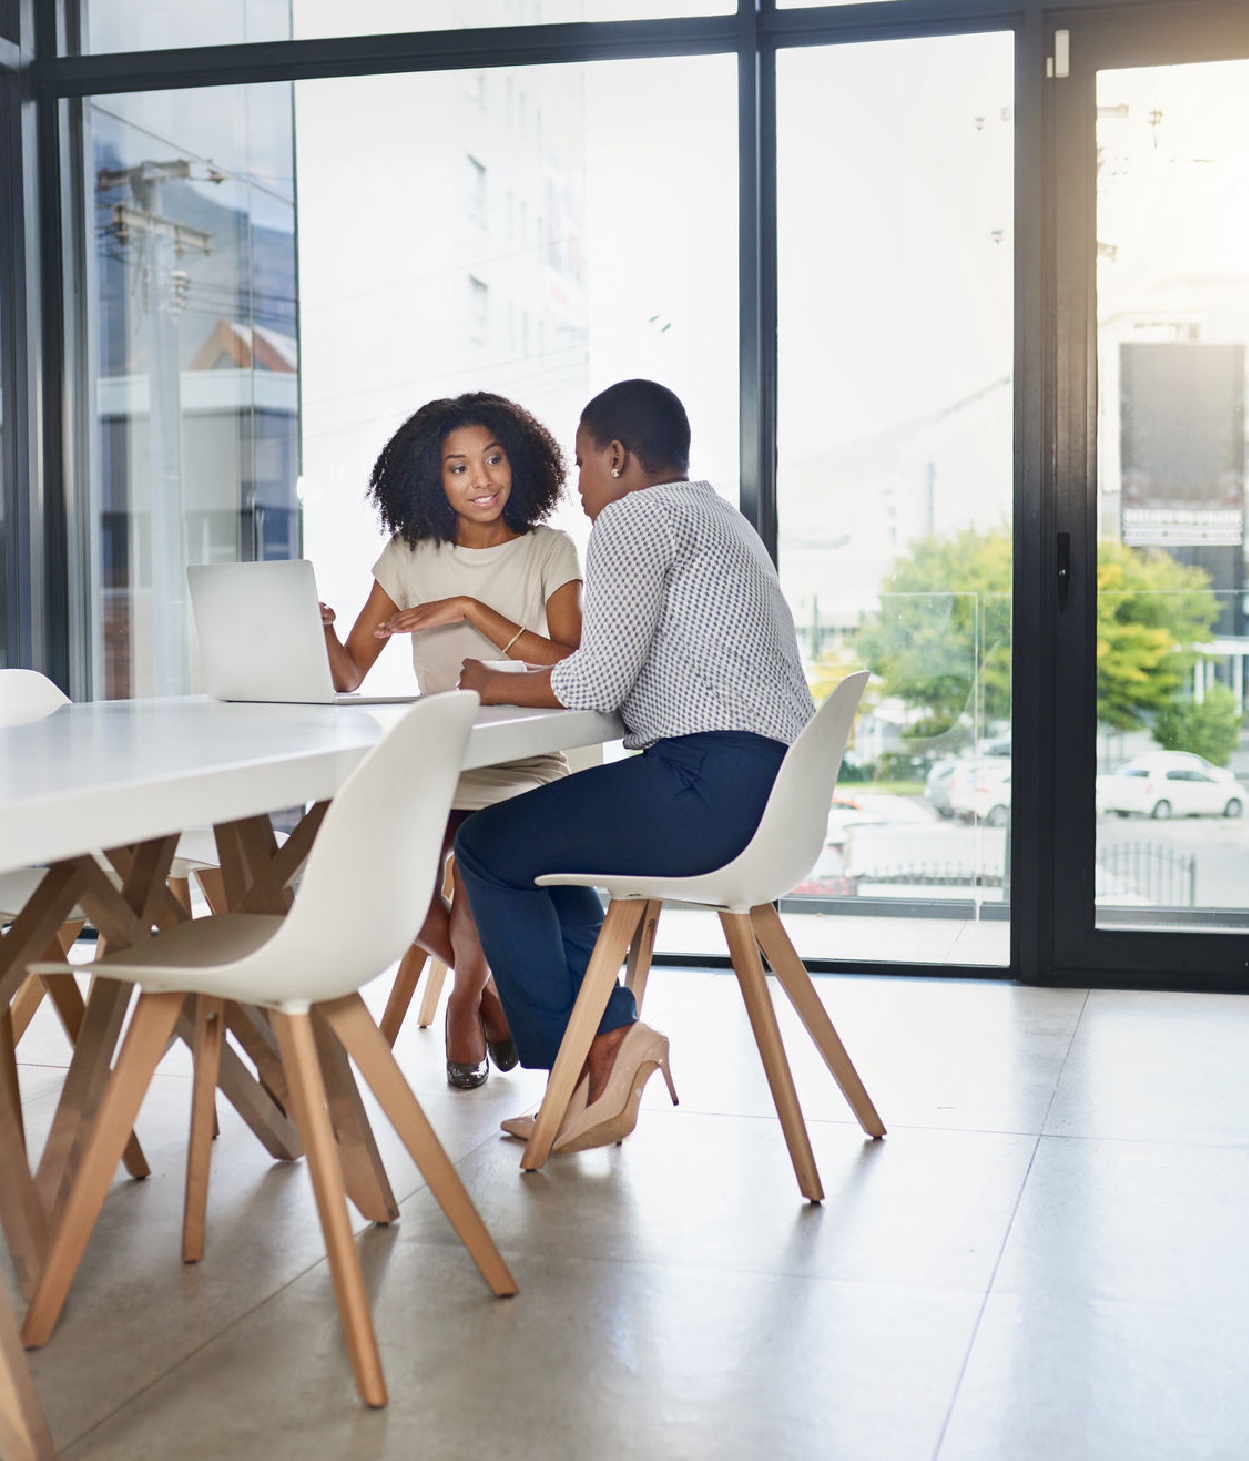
[460,598,574,665]
[460,661,563,708]
[324,627,365,692]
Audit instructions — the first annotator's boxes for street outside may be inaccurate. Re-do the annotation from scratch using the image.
[793,789,1249,915]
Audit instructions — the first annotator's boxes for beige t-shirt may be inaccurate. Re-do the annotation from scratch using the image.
[372,525,581,811]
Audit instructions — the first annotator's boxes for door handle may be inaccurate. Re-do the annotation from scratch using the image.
[1057,532,1071,612]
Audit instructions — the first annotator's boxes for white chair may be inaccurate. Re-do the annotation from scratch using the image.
[520,671,885,1200]
[22,691,517,1408]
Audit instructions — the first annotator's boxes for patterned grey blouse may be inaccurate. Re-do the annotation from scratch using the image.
[550,479,815,751]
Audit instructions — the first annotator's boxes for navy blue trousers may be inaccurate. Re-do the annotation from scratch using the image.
[454,730,787,1070]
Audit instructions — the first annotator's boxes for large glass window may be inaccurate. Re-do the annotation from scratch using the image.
[77,55,737,699]
[773,32,1015,967]
[81,83,297,697]
[295,54,737,691]
[80,0,729,54]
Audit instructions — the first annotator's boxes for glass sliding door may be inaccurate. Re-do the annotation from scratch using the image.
[1093,60,1249,932]
[774,31,1015,968]
[1051,9,1249,979]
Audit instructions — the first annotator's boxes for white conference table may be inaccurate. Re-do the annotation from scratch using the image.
[0,693,621,1307]
[0,695,621,875]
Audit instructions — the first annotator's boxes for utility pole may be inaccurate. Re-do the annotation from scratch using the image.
[99,159,221,695]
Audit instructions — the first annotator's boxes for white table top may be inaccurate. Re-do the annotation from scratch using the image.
[0,696,622,874]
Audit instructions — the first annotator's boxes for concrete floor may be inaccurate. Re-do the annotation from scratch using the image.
[7,965,1249,1460]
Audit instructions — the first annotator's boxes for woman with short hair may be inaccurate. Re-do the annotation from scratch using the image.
[456,378,814,1150]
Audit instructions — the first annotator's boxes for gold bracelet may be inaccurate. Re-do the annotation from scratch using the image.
[501,626,524,656]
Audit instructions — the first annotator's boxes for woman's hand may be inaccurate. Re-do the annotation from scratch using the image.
[458,659,562,709]
[319,601,337,629]
[375,597,471,638]
[458,659,493,696]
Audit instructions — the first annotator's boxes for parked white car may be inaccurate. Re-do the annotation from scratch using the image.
[1096,752,1244,820]
[947,758,1012,825]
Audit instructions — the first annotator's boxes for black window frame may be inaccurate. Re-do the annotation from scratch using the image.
[6,0,1238,987]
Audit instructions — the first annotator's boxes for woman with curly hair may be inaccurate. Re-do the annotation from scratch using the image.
[320,392,582,1087]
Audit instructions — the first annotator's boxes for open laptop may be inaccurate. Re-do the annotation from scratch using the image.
[187,559,422,705]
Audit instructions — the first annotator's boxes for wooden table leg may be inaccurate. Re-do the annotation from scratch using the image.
[214,808,394,1219]
[182,996,226,1263]
[0,1007,48,1301]
[312,1012,399,1225]
[34,978,137,1229]
[0,1278,55,1461]
[174,1005,303,1163]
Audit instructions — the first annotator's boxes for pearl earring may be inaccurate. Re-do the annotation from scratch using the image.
[610,468,621,478]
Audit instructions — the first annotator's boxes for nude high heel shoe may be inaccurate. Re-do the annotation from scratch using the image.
[553,1023,678,1154]
[499,1076,589,1142]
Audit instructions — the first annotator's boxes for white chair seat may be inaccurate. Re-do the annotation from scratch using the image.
[521,671,885,1198]
[34,913,286,996]
[0,869,53,920]
[537,873,754,912]
[171,828,222,876]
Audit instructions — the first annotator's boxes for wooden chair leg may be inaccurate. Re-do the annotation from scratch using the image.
[269,1011,387,1409]
[751,902,885,1139]
[23,990,185,1348]
[378,944,427,1048]
[182,995,226,1264]
[720,911,824,1203]
[520,898,647,1172]
[0,1280,55,1461]
[414,958,449,1029]
[324,994,517,1295]
[624,899,662,1007]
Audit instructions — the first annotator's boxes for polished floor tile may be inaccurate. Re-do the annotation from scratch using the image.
[1044,988,1249,1145]
[62,1248,983,1461]
[6,966,1249,1461]
[938,1293,1249,1461]
[992,1133,1249,1310]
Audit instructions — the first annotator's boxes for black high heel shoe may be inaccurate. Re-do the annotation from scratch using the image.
[445,1007,488,1090]
[480,982,518,1071]
[485,1028,519,1072]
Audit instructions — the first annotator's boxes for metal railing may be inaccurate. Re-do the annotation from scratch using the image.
[1096,843,1197,908]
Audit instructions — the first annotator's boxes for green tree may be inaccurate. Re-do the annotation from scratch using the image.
[1152,682,1242,767]
[853,530,1221,738]
[1096,541,1220,731]
[853,528,1011,738]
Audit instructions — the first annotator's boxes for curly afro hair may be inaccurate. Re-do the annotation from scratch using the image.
[368,392,567,547]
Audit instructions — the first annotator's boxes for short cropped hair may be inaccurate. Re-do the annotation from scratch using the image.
[579,378,691,476]
[368,392,566,547]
